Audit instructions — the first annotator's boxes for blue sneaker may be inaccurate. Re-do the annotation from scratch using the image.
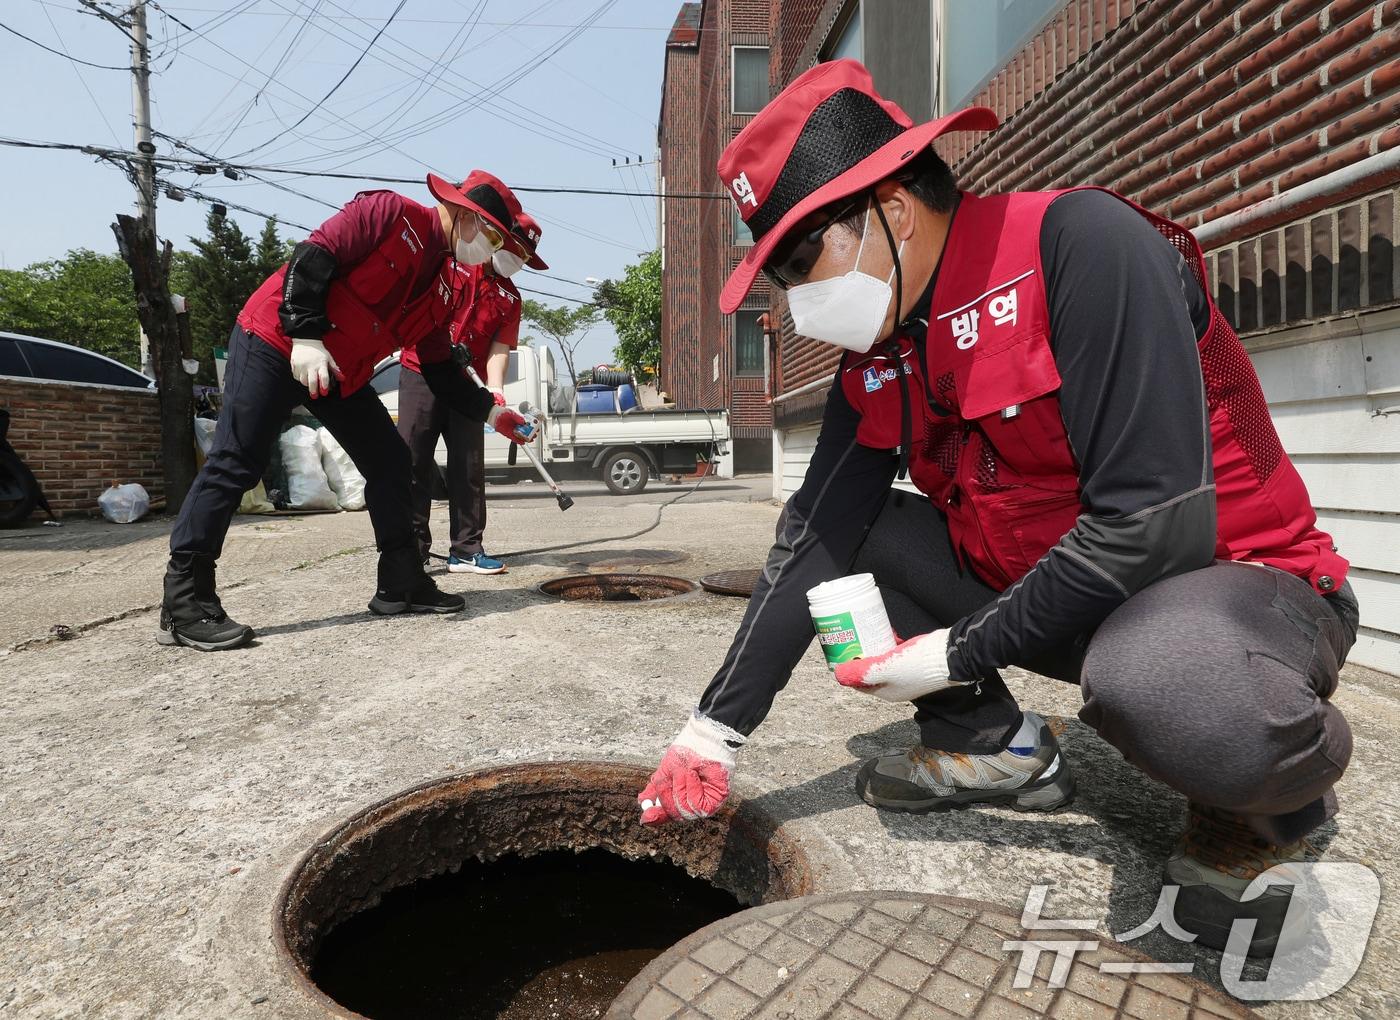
[448,552,506,575]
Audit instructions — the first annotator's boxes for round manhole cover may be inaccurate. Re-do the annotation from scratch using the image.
[607,892,1258,1020]
[538,572,700,603]
[700,568,764,598]
[532,549,690,570]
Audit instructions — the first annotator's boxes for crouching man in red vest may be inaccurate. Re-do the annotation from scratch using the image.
[159,171,534,651]
[639,61,1359,955]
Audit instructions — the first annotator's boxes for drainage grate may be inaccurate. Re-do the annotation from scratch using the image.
[608,892,1259,1019]
[700,568,764,598]
[276,763,812,1020]
[537,572,700,603]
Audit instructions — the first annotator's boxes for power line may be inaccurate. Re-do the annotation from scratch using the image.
[227,0,407,159]
[38,4,123,146]
[1,20,128,69]
[516,284,592,306]
[0,137,730,198]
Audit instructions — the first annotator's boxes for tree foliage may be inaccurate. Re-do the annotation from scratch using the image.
[520,298,600,388]
[0,213,292,384]
[0,249,142,366]
[592,250,660,379]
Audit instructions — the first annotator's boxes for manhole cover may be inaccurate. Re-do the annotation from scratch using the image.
[608,892,1258,1020]
[538,572,700,603]
[276,762,812,1020]
[532,548,690,570]
[700,568,764,598]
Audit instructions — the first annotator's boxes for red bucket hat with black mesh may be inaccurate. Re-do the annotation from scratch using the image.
[510,211,548,270]
[718,59,998,314]
[426,169,521,243]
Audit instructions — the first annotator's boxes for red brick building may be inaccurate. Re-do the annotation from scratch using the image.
[658,1,776,471]
[761,0,1400,674]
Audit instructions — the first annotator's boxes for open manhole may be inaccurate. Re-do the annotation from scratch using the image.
[699,567,764,598]
[537,572,700,603]
[276,762,811,1020]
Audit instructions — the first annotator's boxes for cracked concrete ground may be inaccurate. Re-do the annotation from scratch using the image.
[1,478,1396,1019]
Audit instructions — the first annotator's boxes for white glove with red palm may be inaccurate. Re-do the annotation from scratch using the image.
[638,713,745,825]
[833,628,974,702]
[486,404,534,444]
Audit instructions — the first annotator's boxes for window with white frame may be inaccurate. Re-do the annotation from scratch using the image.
[732,46,770,114]
[939,0,1067,112]
[734,311,766,377]
[733,203,753,246]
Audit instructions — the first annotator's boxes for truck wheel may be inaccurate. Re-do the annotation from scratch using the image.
[602,450,649,495]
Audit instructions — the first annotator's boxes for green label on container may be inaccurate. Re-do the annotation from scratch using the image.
[814,611,862,665]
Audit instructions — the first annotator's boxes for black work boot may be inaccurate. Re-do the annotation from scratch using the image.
[369,546,465,616]
[158,554,254,651]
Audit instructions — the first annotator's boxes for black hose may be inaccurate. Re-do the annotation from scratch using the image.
[588,369,632,388]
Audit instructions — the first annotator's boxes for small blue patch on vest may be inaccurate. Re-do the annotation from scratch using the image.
[863,366,883,392]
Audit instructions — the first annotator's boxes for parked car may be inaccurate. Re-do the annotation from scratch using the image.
[371,345,730,495]
[0,332,154,389]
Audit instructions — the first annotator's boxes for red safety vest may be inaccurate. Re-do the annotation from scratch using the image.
[238,197,462,395]
[400,263,521,374]
[841,188,1347,595]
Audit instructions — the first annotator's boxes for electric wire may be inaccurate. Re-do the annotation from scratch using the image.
[1,19,127,69]
[38,4,123,146]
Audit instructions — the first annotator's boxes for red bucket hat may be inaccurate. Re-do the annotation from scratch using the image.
[426,169,521,243]
[718,59,997,314]
[510,211,548,270]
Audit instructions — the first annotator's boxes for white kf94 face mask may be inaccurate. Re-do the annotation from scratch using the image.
[492,250,526,277]
[453,212,496,266]
[784,203,904,353]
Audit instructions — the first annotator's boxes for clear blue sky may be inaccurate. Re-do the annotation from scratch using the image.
[1,0,679,369]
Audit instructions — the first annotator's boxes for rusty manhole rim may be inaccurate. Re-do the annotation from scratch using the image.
[535,571,702,604]
[272,760,814,1020]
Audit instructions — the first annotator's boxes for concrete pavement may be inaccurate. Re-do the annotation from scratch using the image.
[0,478,1396,1019]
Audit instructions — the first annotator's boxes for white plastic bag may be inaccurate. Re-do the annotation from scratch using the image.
[278,425,339,511]
[98,482,150,524]
[317,427,367,511]
[193,416,217,456]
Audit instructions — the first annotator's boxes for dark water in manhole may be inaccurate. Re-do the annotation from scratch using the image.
[310,849,741,1020]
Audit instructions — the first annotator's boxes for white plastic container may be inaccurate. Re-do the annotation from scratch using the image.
[806,573,897,670]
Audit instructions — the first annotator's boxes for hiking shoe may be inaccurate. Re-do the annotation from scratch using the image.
[1164,804,1320,957]
[158,553,253,651]
[156,607,253,651]
[855,711,1074,813]
[448,551,506,574]
[368,574,466,615]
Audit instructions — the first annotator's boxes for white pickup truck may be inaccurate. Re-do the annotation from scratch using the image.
[370,345,731,494]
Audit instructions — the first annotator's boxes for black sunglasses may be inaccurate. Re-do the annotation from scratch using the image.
[761,194,868,290]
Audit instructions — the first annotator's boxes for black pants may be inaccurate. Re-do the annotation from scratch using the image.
[397,364,487,559]
[169,324,415,568]
[852,491,1359,844]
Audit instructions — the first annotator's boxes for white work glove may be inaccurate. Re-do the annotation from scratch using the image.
[290,337,342,398]
[833,628,976,702]
[637,713,745,825]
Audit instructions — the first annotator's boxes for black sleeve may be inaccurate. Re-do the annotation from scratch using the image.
[696,374,898,735]
[946,189,1217,681]
[278,242,337,339]
[419,356,495,423]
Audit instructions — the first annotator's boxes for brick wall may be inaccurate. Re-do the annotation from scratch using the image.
[659,0,775,442]
[944,0,1400,235]
[0,376,163,518]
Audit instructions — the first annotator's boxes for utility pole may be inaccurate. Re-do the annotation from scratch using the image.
[87,0,196,512]
[130,0,156,231]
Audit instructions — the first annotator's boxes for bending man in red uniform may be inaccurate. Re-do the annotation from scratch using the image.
[639,61,1358,954]
[159,171,533,652]
[398,211,547,574]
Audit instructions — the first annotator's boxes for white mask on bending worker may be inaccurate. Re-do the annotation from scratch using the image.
[492,250,526,277]
[784,204,904,354]
[453,211,496,266]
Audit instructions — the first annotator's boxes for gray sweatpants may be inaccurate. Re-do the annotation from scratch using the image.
[851,491,1359,844]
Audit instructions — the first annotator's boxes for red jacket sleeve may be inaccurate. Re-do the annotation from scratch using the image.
[307,191,406,267]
